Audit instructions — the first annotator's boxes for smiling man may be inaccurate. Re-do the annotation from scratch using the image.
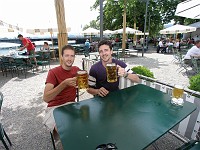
[43,45,80,131]
[87,40,140,97]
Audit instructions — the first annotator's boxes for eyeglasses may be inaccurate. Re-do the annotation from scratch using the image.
[96,143,118,150]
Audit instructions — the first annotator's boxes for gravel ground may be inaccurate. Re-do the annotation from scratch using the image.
[0,50,190,150]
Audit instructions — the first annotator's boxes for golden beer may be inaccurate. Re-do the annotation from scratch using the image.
[77,70,88,91]
[106,63,117,83]
[172,85,184,99]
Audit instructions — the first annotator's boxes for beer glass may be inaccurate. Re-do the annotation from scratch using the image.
[171,85,184,106]
[106,63,117,83]
[172,85,184,99]
[77,70,88,92]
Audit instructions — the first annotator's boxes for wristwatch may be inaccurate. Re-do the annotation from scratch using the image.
[124,72,129,78]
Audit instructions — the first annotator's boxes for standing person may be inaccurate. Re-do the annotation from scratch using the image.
[87,40,140,97]
[17,34,38,67]
[84,39,90,57]
[43,45,80,133]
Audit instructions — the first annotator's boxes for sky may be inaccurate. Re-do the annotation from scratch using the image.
[0,0,99,33]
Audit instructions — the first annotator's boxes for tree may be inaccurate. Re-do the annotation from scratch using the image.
[82,20,100,31]
[91,0,199,37]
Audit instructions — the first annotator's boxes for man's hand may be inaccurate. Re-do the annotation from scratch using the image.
[98,87,109,97]
[117,65,126,77]
[64,77,77,87]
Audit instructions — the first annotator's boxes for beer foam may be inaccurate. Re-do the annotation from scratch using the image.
[174,85,183,89]
[77,70,87,75]
[106,63,116,66]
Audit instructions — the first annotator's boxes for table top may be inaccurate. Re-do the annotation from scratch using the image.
[54,84,196,150]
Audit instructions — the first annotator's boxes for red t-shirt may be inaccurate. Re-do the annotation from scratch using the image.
[22,38,35,51]
[45,65,80,107]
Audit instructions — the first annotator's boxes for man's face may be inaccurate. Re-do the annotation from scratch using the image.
[18,37,23,41]
[99,44,112,63]
[61,49,75,68]
[196,42,200,48]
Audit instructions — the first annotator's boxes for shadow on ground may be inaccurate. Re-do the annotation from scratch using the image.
[0,94,53,150]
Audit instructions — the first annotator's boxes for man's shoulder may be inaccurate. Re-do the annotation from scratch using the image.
[91,61,101,68]
[113,59,126,66]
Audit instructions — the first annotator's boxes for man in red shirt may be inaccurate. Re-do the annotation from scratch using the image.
[18,34,38,67]
[43,45,80,132]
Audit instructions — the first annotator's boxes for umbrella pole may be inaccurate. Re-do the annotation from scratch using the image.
[50,31,56,59]
[54,0,68,64]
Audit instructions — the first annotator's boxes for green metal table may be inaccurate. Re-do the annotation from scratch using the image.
[53,84,196,150]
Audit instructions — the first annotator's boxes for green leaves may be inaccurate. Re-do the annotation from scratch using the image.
[131,66,154,78]
[189,73,200,92]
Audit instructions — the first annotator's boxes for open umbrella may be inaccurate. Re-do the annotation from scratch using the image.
[175,0,200,19]
[159,24,196,34]
[103,30,113,35]
[113,27,142,34]
[82,27,99,35]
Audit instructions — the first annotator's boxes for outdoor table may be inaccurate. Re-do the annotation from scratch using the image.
[3,54,39,59]
[53,84,196,150]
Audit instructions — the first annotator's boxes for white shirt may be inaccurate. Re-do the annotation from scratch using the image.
[158,41,163,47]
[184,45,200,59]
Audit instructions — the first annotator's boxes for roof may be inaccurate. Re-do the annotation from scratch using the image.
[189,21,200,28]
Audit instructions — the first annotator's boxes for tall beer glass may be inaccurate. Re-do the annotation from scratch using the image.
[77,70,88,92]
[106,63,117,83]
[172,85,184,99]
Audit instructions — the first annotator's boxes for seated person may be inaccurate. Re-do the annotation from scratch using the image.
[41,42,50,50]
[184,40,200,66]
[43,45,80,134]
[87,40,140,97]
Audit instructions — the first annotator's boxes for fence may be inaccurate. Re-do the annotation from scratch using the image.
[82,58,200,141]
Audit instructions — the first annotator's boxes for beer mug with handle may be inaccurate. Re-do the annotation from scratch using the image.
[77,70,88,92]
[106,63,117,83]
[171,85,184,106]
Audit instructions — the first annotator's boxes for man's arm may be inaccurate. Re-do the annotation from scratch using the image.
[19,39,29,51]
[87,87,109,97]
[43,77,77,103]
[118,65,140,83]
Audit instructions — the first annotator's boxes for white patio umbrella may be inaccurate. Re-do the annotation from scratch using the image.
[103,29,113,35]
[159,24,196,34]
[82,27,100,35]
[175,0,200,19]
[135,32,149,35]
[113,27,142,34]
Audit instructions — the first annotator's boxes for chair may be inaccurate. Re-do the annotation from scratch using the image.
[49,88,79,150]
[37,52,51,71]
[0,92,12,150]
[1,57,16,77]
[191,56,200,74]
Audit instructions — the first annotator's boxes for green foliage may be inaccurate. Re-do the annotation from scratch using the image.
[91,0,199,37]
[188,73,200,92]
[131,66,154,78]
[83,20,100,31]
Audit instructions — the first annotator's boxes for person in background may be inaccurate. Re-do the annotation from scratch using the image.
[43,45,80,139]
[157,39,164,53]
[41,42,50,50]
[84,39,90,57]
[184,40,200,66]
[87,40,140,97]
[18,34,38,68]
[174,39,180,51]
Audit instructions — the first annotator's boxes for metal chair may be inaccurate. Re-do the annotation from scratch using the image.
[0,92,12,150]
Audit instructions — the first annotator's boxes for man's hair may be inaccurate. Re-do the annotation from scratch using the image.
[195,40,200,44]
[17,34,23,38]
[98,40,112,50]
[44,42,48,45]
[61,45,75,56]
